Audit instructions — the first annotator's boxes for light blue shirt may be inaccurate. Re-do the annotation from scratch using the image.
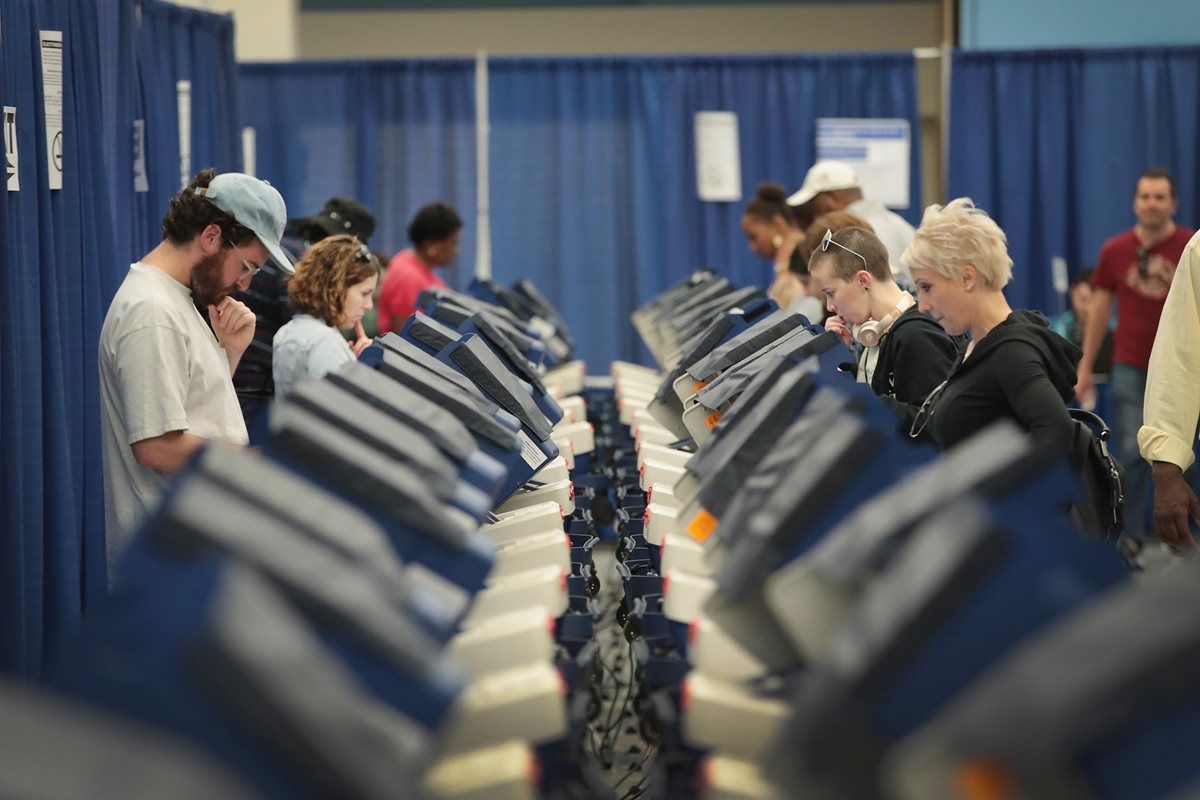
[272,314,354,400]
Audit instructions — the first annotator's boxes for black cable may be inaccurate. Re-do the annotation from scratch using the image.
[600,639,638,746]
[619,759,660,800]
[612,745,656,795]
[588,635,627,764]
[588,623,634,768]
[588,723,607,763]
[597,663,630,747]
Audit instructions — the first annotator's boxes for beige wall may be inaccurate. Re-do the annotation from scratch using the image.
[298,3,941,58]
[168,0,300,61]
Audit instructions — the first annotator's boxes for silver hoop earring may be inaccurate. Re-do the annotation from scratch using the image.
[772,234,784,248]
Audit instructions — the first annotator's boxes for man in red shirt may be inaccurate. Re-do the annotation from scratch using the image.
[1077,167,1195,541]
[376,202,462,333]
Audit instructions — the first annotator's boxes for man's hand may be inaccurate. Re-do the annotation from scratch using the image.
[825,315,854,348]
[209,297,256,367]
[1152,461,1200,549]
[1074,366,1097,410]
[349,321,374,357]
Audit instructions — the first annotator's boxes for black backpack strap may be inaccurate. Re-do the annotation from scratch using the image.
[1068,408,1113,443]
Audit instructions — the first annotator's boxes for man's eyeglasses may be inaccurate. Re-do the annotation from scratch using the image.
[908,378,949,440]
[226,238,264,278]
[820,228,868,268]
[1136,246,1150,279]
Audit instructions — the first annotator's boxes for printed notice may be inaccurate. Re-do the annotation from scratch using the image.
[695,112,742,202]
[177,80,192,188]
[40,30,63,190]
[4,106,18,191]
[518,430,545,469]
[816,118,911,209]
[132,120,149,192]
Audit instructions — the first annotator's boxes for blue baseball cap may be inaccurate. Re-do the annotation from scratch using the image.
[196,173,294,273]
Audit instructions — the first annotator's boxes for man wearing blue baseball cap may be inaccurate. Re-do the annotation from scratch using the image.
[98,168,292,583]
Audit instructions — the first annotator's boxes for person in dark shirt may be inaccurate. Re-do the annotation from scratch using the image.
[902,198,1082,453]
[808,225,957,412]
[230,196,376,444]
[1050,269,1113,377]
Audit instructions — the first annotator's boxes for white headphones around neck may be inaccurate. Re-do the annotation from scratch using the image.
[855,292,916,348]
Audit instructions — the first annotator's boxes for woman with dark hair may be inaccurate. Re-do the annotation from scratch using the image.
[741,183,798,262]
[272,235,381,399]
[741,183,821,320]
[376,202,463,333]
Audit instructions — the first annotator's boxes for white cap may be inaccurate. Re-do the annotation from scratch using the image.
[786,160,861,207]
[196,173,294,273]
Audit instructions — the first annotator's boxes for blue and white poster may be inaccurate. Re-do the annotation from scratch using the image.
[816,118,910,209]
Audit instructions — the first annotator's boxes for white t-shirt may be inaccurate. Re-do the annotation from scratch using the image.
[847,197,917,281]
[99,263,248,581]
[858,343,880,385]
[272,314,355,401]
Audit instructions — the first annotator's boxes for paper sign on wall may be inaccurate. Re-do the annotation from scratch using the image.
[816,118,910,209]
[177,80,192,188]
[4,106,18,192]
[133,119,149,193]
[695,112,742,202]
[39,30,63,190]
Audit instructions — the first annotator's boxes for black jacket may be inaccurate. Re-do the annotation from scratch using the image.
[865,308,959,408]
[918,309,1082,452]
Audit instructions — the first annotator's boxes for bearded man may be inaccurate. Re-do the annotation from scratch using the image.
[98,169,292,582]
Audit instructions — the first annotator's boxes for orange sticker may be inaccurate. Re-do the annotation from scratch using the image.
[687,508,719,542]
[705,410,722,429]
[692,379,708,391]
[953,759,1014,800]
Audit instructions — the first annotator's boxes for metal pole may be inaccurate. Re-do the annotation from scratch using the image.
[475,49,492,280]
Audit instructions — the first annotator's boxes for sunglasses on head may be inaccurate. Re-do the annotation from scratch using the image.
[820,228,868,268]
[348,239,373,263]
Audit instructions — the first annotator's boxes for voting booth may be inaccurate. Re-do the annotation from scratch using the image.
[40,268,1192,800]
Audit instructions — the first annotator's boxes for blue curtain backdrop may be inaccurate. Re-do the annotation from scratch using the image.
[0,0,240,679]
[136,0,243,258]
[97,0,141,268]
[238,59,478,285]
[487,53,921,367]
[0,0,123,678]
[948,46,1200,315]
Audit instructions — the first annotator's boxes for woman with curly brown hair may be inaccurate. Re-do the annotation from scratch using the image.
[272,234,380,400]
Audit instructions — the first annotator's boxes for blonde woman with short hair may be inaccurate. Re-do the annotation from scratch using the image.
[903,199,1081,452]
